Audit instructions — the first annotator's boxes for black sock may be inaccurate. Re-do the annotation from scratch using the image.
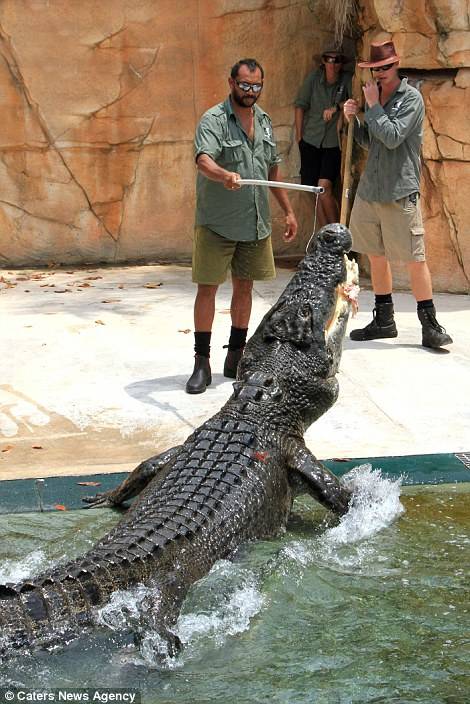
[375,293,393,306]
[417,299,434,310]
[194,331,211,357]
[227,326,248,351]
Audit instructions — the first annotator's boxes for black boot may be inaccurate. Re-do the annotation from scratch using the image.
[418,306,453,348]
[185,355,212,394]
[350,302,398,341]
[223,347,244,379]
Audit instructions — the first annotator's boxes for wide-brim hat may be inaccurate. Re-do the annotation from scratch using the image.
[357,40,400,68]
[322,44,348,62]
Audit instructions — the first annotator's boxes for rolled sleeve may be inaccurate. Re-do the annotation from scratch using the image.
[194,116,223,162]
[294,74,313,110]
[269,143,282,168]
[365,94,424,150]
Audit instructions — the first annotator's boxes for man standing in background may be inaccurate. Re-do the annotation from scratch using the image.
[186,58,298,395]
[295,46,351,227]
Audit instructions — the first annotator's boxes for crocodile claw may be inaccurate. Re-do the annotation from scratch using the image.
[81,492,116,509]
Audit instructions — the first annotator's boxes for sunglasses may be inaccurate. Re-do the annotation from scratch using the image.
[323,55,342,64]
[235,80,263,93]
[371,62,397,72]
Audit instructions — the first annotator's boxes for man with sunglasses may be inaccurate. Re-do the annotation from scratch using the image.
[343,40,452,349]
[295,46,352,226]
[187,58,298,394]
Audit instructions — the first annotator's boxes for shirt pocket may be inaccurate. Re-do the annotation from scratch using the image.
[221,139,243,165]
[262,136,278,165]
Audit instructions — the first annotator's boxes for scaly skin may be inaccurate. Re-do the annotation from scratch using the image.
[0,223,357,660]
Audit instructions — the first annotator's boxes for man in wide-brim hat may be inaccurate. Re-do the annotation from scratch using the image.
[343,40,452,349]
[294,44,352,227]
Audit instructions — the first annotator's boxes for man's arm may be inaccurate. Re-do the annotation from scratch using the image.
[294,107,305,143]
[196,153,241,190]
[294,71,314,141]
[343,99,371,149]
[268,164,297,242]
[364,90,424,150]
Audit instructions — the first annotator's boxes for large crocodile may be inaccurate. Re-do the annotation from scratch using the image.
[0,223,358,660]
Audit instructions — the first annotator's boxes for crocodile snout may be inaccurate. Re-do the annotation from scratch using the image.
[233,371,282,403]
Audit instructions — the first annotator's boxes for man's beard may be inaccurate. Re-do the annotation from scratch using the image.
[232,91,258,108]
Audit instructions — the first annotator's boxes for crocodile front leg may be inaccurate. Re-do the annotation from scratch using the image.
[284,437,351,515]
[132,572,188,658]
[82,445,182,508]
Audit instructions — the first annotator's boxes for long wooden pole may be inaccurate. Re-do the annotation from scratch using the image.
[340,117,355,225]
[340,60,362,226]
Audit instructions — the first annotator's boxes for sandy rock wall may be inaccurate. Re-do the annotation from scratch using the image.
[358,1,470,292]
[0,0,468,292]
[0,0,325,267]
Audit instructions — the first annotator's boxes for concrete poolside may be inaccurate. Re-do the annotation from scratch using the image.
[0,263,469,481]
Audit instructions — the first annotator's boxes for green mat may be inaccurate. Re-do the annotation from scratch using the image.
[0,452,468,514]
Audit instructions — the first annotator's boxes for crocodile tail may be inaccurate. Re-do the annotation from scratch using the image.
[0,559,120,657]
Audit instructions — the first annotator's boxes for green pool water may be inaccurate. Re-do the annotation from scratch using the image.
[0,469,468,704]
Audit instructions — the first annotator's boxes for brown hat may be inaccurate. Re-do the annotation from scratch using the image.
[357,40,400,69]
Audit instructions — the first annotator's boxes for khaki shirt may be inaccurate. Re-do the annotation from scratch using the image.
[194,97,281,242]
[354,78,424,202]
[295,68,351,148]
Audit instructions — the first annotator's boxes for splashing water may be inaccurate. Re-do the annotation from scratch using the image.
[97,583,152,631]
[94,561,265,668]
[326,463,404,545]
[283,464,404,573]
[177,561,264,647]
[0,549,47,583]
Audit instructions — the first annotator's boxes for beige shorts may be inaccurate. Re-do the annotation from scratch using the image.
[349,194,426,262]
[192,225,276,285]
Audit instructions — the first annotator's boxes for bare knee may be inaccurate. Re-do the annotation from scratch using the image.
[232,277,253,295]
[407,260,429,275]
[368,254,388,265]
[318,179,334,196]
[196,284,218,300]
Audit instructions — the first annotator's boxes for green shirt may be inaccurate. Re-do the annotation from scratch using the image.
[354,78,424,202]
[295,68,351,148]
[194,97,281,242]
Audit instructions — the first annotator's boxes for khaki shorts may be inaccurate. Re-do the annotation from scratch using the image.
[349,194,426,262]
[192,225,276,285]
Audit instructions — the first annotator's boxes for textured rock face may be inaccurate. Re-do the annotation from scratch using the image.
[0,0,325,267]
[361,0,470,69]
[358,1,470,292]
[0,0,468,291]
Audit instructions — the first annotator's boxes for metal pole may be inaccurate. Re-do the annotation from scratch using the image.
[238,179,324,194]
